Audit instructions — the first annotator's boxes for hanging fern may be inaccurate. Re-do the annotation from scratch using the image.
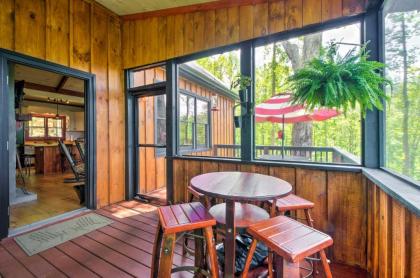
[287,42,391,116]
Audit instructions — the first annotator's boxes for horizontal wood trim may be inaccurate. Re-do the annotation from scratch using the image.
[122,0,269,21]
[24,82,84,98]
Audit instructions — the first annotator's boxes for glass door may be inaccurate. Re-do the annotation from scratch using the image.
[135,93,167,204]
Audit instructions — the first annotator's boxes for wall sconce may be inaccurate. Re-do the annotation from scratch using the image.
[211,94,219,111]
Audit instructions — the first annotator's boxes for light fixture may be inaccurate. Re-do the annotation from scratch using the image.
[55,102,60,119]
[211,94,219,111]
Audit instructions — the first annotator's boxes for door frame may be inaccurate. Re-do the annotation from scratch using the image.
[0,48,97,239]
[126,81,166,201]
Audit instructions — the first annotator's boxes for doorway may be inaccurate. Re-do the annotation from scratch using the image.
[126,64,167,205]
[0,49,96,239]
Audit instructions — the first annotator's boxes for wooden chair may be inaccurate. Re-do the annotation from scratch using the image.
[152,202,219,278]
[58,140,85,183]
[75,138,85,162]
[270,194,315,227]
[242,216,333,278]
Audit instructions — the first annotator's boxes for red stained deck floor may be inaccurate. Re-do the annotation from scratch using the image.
[0,201,367,277]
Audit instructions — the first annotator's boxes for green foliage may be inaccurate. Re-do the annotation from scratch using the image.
[288,42,391,116]
[231,74,252,91]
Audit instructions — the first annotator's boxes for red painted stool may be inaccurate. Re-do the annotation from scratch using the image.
[151,202,219,278]
[242,216,333,278]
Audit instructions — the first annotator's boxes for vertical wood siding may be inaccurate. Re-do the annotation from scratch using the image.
[367,180,419,278]
[0,0,124,208]
[122,0,366,68]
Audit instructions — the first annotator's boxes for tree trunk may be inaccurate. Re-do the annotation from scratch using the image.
[400,15,411,176]
[282,33,322,147]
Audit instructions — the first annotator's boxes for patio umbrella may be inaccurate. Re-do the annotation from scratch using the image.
[255,92,339,158]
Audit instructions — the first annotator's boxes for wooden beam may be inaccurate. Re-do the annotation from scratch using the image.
[56,76,69,92]
[122,0,268,21]
[24,96,84,108]
[23,82,84,98]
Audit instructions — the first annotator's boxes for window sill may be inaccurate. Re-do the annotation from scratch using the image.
[363,168,420,217]
[169,155,362,172]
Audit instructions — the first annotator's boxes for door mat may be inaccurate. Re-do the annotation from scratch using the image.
[14,213,113,256]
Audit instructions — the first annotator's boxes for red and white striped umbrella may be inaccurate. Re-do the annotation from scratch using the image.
[255,93,339,124]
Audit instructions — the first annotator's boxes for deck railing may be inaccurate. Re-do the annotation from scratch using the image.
[212,144,360,164]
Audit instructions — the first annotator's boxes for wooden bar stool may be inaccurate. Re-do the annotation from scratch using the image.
[242,216,333,278]
[188,185,210,209]
[152,202,219,278]
[270,194,315,227]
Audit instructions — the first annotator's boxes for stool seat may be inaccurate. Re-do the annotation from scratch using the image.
[247,216,332,263]
[158,202,216,234]
[274,194,314,212]
[209,202,269,228]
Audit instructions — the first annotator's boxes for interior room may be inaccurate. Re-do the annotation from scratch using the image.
[11,64,86,229]
[0,0,418,278]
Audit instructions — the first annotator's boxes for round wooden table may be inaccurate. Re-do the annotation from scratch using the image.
[190,171,292,277]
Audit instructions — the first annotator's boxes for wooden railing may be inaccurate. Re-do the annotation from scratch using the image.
[212,144,360,164]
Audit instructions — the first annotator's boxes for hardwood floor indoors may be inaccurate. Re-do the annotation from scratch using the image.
[1,200,367,278]
[10,171,83,229]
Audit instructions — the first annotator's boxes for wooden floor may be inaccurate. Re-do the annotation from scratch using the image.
[0,200,368,277]
[11,171,83,229]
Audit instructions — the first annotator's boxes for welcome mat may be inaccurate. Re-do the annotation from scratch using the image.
[15,213,113,256]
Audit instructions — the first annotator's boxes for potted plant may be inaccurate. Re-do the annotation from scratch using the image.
[287,42,391,116]
[231,74,252,103]
[231,74,252,127]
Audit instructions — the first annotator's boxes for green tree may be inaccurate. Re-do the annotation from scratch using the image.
[384,10,420,178]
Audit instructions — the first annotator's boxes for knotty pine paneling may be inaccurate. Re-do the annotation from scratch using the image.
[0,0,125,208]
[367,179,419,278]
[122,0,366,68]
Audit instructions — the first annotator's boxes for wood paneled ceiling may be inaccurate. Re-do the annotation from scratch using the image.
[15,64,85,106]
[95,0,218,16]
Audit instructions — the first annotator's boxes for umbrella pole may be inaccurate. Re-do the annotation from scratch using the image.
[282,115,285,159]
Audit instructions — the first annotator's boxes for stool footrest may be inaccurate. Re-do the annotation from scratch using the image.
[171,266,210,277]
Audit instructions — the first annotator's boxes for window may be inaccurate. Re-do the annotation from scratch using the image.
[383,0,420,181]
[178,92,210,152]
[177,49,241,158]
[27,116,46,138]
[253,23,362,165]
[154,94,166,156]
[26,114,66,140]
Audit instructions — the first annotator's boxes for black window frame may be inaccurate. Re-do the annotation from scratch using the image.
[154,94,167,157]
[177,89,211,154]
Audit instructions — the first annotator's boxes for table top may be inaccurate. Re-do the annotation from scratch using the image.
[190,171,292,201]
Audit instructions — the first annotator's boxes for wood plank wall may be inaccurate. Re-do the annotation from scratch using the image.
[122,0,366,68]
[367,180,419,278]
[172,158,368,269]
[0,0,124,208]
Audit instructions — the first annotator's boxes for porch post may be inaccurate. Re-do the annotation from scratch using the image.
[362,5,382,168]
[240,41,254,161]
[166,60,177,204]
